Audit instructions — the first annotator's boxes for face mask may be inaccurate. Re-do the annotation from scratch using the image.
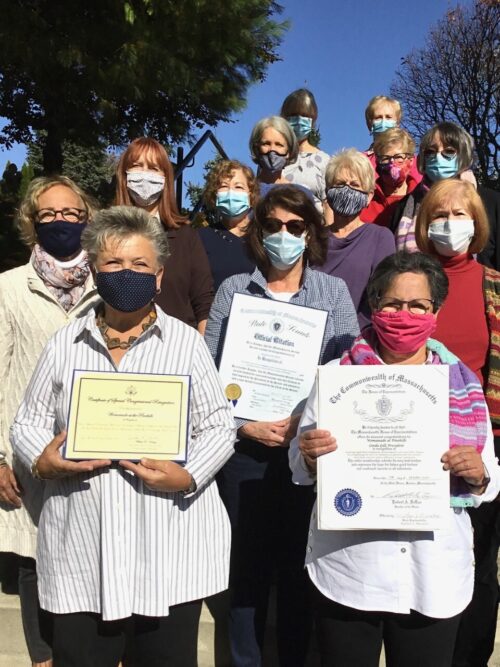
[96,269,157,312]
[424,153,459,181]
[428,219,475,257]
[326,185,369,217]
[126,171,165,207]
[286,115,313,140]
[372,310,437,355]
[262,231,306,270]
[215,190,250,218]
[371,119,397,135]
[258,151,288,174]
[377,162,410,187]
[35,220,86,258]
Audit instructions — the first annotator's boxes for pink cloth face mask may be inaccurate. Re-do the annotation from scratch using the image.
[371,310,437,355]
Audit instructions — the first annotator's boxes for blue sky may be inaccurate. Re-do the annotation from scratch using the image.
[0,0,462,197]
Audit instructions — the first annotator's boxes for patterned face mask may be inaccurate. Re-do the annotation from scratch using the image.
[96,269,157,312]
[326,185,369,217]
[126,171,165,207]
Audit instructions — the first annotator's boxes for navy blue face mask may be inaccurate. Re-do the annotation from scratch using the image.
[35,220,86,258]
[95,269,158,312]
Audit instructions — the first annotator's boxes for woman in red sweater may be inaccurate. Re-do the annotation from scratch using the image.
[415,179,500,667]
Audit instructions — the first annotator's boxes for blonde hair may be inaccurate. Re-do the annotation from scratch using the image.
[415,179,489,255]
[365,95,402,128]
[373,128,415,157]
[16,175,97,248]
[325,149,375,193]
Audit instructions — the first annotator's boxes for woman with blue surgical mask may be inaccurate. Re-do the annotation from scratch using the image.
[415,178,500,667]
[198,160,258,290]
[204,184,359,667]
[114,137,214,334]
[280,88,333,225]
[390,122,500,258]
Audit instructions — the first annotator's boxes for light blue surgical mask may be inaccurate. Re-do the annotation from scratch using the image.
[371,119,397,135]
[262,231,306,270]
[286,115,313,140]
[215,190,250,218]
[425,153,459,181]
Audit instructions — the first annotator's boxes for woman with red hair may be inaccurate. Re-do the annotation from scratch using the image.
[115,137,214,332]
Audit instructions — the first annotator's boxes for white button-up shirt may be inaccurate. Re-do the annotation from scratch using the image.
[11,306,236,620]
[289,359,500,619]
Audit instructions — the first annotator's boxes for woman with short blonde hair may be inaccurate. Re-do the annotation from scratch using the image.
[316,149,395,328]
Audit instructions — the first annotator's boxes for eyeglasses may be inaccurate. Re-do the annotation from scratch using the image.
[423,148,457,161]
[377,297,435,315]
[376,153,413,165]
[36,208,88,224]
[262,217,306,237]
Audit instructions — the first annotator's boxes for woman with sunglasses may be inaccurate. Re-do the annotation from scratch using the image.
[315,149,395,329]
[204,184,359,667]
[290,251,499,667]
[0,175,98,667]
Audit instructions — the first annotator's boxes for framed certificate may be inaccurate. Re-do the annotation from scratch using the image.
[64,370,190,462]
[218,293,328,421]
[316,365,450,531]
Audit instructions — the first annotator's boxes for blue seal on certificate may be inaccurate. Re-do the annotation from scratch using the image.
[334,489,362,516]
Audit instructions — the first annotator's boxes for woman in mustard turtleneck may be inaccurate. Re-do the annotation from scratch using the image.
[415,178,500,667]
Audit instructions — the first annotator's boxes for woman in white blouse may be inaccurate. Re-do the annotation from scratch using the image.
[289,251,499,667]
[12,206,236,667]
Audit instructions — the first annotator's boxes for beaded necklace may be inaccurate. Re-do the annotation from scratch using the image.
[96,305,157,350]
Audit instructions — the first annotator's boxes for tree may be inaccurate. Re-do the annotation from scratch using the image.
[0,0,287,174]
[390,1,499,189]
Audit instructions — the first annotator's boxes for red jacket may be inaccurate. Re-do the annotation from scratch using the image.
[360,163,421,228]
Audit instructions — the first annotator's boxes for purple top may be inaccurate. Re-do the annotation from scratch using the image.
[314,223,396,329]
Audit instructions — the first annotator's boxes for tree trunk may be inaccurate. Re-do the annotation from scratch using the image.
[42,125,64,174]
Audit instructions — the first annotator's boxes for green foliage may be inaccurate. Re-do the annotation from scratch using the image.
[309,127,321,148]
[0,0,288,173]
[0,162,30,272]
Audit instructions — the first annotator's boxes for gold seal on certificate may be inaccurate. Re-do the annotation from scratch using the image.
[225,383,242,401]
[64,370,190,462]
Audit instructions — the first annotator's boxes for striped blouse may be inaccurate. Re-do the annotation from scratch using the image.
[11,305,236,620]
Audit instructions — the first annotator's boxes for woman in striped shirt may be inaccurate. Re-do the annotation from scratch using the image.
[12,206,236,667]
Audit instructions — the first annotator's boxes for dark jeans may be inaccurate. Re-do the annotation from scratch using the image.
[217,441,314,667]
[50,600,202,667]
[18,556,53,663]
[312,586,462,667]
[452,499,500,667]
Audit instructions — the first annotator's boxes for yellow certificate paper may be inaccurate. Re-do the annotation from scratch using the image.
[65,370,190,462]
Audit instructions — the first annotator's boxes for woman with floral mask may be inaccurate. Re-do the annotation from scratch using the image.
[11,206,236,667]
[315,149,395,328]
[0,175,98,667]
[280,88,333,225]
[416,179,500,667]
[249,116,301,199]
[361,128,421,228]
[204,185,359,667]
[290,250,499,667]
[114,137,214,333]
[391,122,500,264]
[199,159,258,290]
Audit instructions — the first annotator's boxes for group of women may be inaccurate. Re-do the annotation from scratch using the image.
[0,88,499,667]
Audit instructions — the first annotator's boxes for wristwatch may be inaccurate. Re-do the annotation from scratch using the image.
[467,468,491,492]
[180,475,197,496]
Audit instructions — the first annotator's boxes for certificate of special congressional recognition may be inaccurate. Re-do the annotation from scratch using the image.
[317,365,450,531]
[65,371,190,462]
[218,293,328,421]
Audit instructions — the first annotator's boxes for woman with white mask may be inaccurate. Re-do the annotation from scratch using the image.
[416,178,500,667]
[114,137,214,333]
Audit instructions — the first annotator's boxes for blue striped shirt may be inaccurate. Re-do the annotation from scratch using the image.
[11,305,236,620]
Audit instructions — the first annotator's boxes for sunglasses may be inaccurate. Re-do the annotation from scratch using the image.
[262,217,306,237]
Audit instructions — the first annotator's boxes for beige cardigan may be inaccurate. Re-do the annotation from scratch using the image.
[0,261,98,558]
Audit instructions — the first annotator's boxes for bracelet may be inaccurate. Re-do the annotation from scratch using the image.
[31,456,46,481]
[468,476,490,490]
[180,475,197,497]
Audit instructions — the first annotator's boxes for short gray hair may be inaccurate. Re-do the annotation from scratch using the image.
[81,206,169,266]
[249,115,299,165]
[325,149,375,193]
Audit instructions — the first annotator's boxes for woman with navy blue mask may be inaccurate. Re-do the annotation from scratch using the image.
[205,184,359,667]
[391,122,500,268]
[0,175,98,667]
[280,88,333,225]
[198,160,258,291]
